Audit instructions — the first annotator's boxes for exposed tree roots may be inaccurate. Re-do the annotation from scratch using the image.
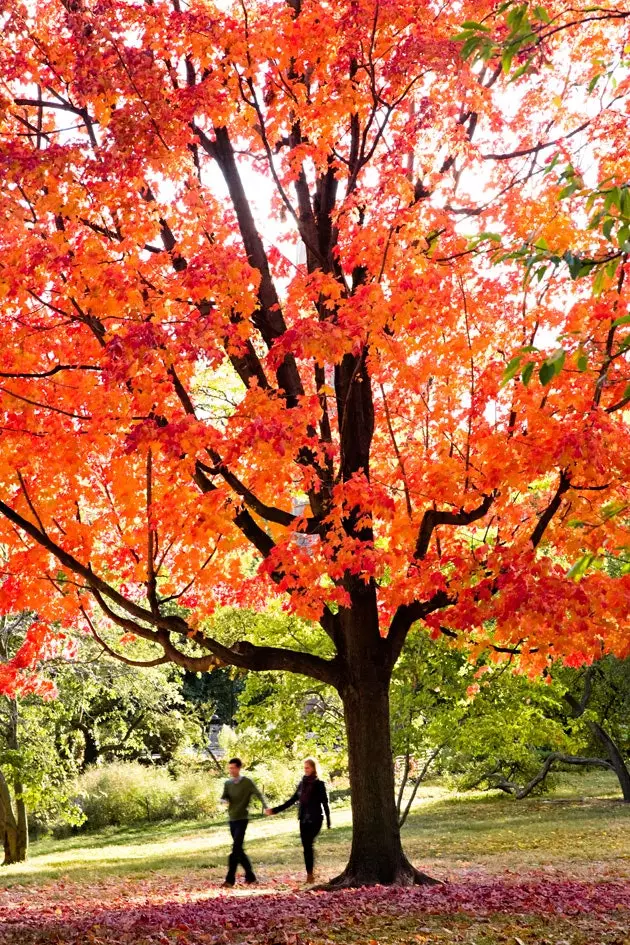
[317,859,443,891]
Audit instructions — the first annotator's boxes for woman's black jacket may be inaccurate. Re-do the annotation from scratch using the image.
[272,777,331,826]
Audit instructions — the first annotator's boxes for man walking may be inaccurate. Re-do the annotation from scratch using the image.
[221,757,266,887]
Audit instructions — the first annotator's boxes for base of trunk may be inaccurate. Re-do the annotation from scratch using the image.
[320,854,442,890]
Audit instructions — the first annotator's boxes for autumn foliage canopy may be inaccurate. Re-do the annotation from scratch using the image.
[0,0,629,690]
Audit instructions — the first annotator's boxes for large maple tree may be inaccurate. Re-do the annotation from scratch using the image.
[1,0,630,885]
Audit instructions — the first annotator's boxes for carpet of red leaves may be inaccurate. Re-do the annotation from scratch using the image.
[2,875,630,945]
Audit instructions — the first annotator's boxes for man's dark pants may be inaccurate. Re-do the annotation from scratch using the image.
[226,818,256,883]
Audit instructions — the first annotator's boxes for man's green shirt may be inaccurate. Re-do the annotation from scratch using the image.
[221,776,265,821]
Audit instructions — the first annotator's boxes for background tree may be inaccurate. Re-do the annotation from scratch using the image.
[0,0,629,885]
[182,667,243,729]
[0,615,81,865]
[48,639,206,770]
[469,657,630,801]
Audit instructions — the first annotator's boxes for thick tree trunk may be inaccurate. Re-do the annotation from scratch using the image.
[334,679,436,886]
[0,768,20,866]
[4,700,27,862]
[329,595,439,887]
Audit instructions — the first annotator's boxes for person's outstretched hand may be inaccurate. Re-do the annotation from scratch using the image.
[264,808,273,816]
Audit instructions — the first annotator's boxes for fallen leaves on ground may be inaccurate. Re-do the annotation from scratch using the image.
[2,874,630,945]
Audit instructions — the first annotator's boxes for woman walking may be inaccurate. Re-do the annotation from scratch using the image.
[266,758,330,884]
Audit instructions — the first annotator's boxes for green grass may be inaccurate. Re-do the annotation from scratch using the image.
[2,772,630,945]
[2,769,629,888]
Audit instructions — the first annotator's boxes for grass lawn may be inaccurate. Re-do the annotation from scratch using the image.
[1,771,630,944]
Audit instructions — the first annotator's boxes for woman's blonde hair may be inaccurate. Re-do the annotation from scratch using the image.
[304,757,318,776]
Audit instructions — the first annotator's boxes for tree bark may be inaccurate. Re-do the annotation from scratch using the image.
[589,720,630,802]
[4,701,27,862]
[14,785,28,862]
[564,682,630,802]
[0,768,19,866]
[328,594,439,887]
[77,722,100,769]
[332,675,438,886]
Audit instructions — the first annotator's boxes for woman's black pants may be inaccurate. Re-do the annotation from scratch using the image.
[299,817,322,873]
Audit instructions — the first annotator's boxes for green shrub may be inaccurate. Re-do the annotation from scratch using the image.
[74,761,221,829]
[174,770,222,819]
[250,760,303,803]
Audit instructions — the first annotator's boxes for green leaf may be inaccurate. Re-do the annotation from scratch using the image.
[534,5,551,22]
[461,20,491,30]
[567,552,596,581]
[475,231,502,244]
[548,348,566,368]
[460,35,482,58]
[593,268,605,296]
[543,154,560,176]
[506,5,528,30]
[521,361,535,386]
[577,352,588,372]
[477,37,496,62]
[539,361,555,385]
[509,55,535,81]
[559,181,580,199]
[606,258,620,280]
[604,188,620,212]
[563,250,583,279]
[501,355,523,386]
[539,349,565,385]
[602,217,615,241]
[502,47,515,72]
[612,313,630,328]
[587,209,604,229]
[617,224,630,250]
[602,501,629,521]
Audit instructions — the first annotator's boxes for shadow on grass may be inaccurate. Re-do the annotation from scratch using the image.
[5,786,630,890]
[37,815,227,853]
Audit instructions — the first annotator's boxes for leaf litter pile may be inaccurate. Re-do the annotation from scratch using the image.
[2,872,630,945]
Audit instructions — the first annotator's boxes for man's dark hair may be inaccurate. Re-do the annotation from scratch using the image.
[229,757,242,768]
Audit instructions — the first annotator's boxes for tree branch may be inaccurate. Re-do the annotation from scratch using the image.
[386,590,452,669]
[490,753,612,799]
[0,364,101,379]
[81,607,169,668]
[530,470,570,548]
[481,119,592,161]
[193,122,304,405]
[192,631,341,687]
[414,492,495,560]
